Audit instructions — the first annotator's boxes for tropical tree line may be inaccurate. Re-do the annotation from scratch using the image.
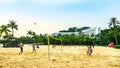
[12,31,96,45]
[0,17,120,47]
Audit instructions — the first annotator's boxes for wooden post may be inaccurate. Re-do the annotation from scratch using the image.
[61,39,62,54]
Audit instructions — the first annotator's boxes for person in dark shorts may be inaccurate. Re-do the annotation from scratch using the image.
[19,43,24,55]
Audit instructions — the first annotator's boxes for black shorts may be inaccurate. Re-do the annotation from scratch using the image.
[20,47,23,52]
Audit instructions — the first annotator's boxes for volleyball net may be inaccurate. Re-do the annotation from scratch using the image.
[47,34,63,60]
[47,35,62,45]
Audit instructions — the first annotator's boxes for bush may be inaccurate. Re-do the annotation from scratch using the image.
[114,45,120,49]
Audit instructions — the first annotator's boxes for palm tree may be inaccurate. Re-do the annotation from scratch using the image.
[0,25,10,37]
[108,17,120,45]
[27,30,36,36]
[7,20,18,37]
[27,30,37,43]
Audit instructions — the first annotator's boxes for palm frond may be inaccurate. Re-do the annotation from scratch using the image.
[108,22,112,27]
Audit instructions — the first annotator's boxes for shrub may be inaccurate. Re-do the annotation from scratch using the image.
[114,45,120,49]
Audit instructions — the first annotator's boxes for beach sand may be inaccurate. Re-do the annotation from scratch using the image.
[0,45,120,68]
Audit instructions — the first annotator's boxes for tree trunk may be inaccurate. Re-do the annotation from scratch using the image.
[12,28,14,37]
[114,27,118,45]
[114,34,118,45]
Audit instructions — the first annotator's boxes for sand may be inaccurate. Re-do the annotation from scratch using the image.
[0,45,120,68]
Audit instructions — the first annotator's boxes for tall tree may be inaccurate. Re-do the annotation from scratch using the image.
[27,30,36,36]
[27,30,37,43]
[0,25,10,37]
[7,20,18,37]
[0,31,1,37]
[108,17,120,44]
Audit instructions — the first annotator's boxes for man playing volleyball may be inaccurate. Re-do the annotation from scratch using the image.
[87,46,93,56]
[32,43,36,53]
[19,43,24,55]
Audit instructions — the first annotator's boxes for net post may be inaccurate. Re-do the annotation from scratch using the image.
[47,34,50,60]
[61,39,62,54]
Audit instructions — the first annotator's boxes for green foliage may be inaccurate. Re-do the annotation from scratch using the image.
[0,17,120,46]
[114,45,120,49]
[0,25,11,36]
[96,25,120,45]
[0,25,120,46]
[15,33,47,44]
[108,17,120,45]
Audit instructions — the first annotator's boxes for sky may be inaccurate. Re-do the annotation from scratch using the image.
[0,0,120,37]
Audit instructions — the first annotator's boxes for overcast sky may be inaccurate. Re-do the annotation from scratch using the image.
[0,0,120,37]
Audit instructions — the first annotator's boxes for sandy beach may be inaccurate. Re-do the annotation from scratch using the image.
[0,45,120,68]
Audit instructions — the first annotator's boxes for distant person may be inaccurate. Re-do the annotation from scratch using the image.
[19,43,24,55]
[32,43,36,53]
[86,45,89,55]
[89,46,93,55]
[109,42,114,47]
[87,46,93,56]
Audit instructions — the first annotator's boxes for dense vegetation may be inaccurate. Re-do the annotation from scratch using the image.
[0,17,120,48]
